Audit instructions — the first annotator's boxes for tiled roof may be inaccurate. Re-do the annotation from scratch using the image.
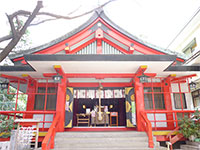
[9,9,187,61]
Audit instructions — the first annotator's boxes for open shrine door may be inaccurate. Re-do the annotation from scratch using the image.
[65,87,74,128]
[125,87,136,127]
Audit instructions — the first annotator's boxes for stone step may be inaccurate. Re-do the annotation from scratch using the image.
[55,136,149,142]
[186,141,200,147]
[54,143,161,149]
[54,142,150,148]
[55,139,160,148]
[53,148,167,150]
[53,131,166,150]
[56,131,146,138]
[180,144,200,150]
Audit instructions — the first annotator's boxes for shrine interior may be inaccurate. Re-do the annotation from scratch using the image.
[73,98,126,127]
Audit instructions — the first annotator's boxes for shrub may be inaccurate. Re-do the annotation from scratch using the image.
[179,110,200,141]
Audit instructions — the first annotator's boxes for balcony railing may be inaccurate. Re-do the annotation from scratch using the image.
[0,111,56,131]
[42,114,60,150]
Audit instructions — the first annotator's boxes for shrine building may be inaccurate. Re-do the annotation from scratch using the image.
[0,9,199,149]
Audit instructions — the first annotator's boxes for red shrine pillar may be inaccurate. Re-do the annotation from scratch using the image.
[56,77,67,132]
[26,80,36,118]
[163,78,174,129]
[134,77,145,131]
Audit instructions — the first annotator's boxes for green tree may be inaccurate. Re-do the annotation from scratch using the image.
[179,110,200,141]
[0,86,27,138]
[0,87,16,111]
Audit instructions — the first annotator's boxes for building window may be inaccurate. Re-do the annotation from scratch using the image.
[144,87,165,110]
[34,87,57,110]
[173,93,187,109]
[182,38,197,56]
[192,90,200,108]
[144,93,153,109]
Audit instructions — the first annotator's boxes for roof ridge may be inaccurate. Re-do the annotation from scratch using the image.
[9,10,187,61]
[99,11,187,60]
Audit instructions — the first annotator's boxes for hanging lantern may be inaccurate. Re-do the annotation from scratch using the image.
[189,82,196,89]
[0,82,9,90]
[138,73,149,83]
[52,74,63,83]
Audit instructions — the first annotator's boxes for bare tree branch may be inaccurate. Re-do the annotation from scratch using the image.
[6,13,17,37]
[20,1,43,36]
[11,10,31,17]
[15,16,23,31]
[37,0,115,19]
[0,34,13,43]
[0,1,43,62]
[0,0,115,62]
[30,18,57,26]
[67,5,82,16]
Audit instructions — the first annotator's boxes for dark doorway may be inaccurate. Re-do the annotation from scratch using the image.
[73,98,126,126]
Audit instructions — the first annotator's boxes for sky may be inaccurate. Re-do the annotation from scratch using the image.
[0,0,200,51]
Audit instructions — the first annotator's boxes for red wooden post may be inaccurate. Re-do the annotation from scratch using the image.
[134,77,145,131]
[50,127,56,149]
[163,78,174,129]
[56,77,66,132]
[25,79,36,118]
[95,28,103,54]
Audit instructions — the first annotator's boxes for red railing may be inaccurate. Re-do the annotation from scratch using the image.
[42,114,60,150]
[0,111,56,131]
[140,111,154,148]
[140,110,197,148]
[144,110,196,130]
[166,126,184,150]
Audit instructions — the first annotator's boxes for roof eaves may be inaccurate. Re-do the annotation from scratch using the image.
[99,11,187,60]
[9,9,187,61]
[9,11,100,61]
[184,50,200,65]
[165,65,200,71]
[24,54,176,62]
[0,65,35,72]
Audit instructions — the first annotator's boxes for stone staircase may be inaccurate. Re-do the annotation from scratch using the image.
[180,141,200,150]
[53,131,167,150]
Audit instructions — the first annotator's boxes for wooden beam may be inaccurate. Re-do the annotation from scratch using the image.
[67,82,132,87]
[69,37,96,54]
[53,65,65,76]
[43,73,57,77]
[43,73,157,78]
[168,74,176,78]
[45,73,156,79]
[66,73,135,78]
[171,74,197,82]
[21,74,35,81]
[21,74,37,86]
[103,38,130,54]
[136,65,147,76]
[96,39,102,54]
[0,74,27,83]
[164,74,176,80]
[96,28,103,54]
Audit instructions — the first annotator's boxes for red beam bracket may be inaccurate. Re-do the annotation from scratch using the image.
[171,74,197,82]
[136,65,147,76]
[53,65,65,76]
[129,43,135,54]
[0,74,27,83]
